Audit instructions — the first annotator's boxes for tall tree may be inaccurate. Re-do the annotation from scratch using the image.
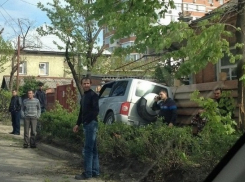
[90,0,237,78]
[0,33,14,76]
[8,19,33,91]
[37,0,105,95]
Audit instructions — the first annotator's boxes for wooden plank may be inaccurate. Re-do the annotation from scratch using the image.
[175,100,199,108]
[176,108,239,117]
[174,90,238,100]
[177,108,201,116]
[171,80,238,94]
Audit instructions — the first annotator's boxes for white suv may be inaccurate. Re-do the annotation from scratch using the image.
[98,78,173,125]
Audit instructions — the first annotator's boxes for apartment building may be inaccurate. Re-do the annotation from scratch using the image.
[182,0,229,20]
[103,0,227,61]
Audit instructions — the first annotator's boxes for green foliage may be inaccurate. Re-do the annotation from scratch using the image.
[154,60,181,86]
[90,1,238,79]
[39,101,79,139]
[37,0,104,74]
[18,76,42,97]
[191,90,237,135]
[39,106,241,179]
[92,55,156,77]
[0,90,11,122]
[0,36,14,73]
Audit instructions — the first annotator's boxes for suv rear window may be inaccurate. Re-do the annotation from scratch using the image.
[111,81,128,97]
[135,81,168,97]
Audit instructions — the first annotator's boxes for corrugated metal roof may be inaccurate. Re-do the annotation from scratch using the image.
[2,76,74,89]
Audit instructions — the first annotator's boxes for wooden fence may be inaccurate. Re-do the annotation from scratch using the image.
[172,80,238,125]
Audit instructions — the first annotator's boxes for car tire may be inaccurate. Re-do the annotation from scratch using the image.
[104,111,115,124]
[137,93,159,122]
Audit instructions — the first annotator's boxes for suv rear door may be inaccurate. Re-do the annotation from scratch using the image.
[128,80,172,124]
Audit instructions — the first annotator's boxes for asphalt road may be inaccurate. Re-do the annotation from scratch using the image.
[0,123,108,182]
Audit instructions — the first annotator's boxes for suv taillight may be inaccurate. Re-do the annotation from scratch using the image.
[120,102,130,116]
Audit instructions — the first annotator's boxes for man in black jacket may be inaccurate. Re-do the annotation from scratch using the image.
[8,90,22,135]
[35,82,46,113]
[152,90,177,127]
[73,77,100,180]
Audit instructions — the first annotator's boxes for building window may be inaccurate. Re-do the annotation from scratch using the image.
[217,49,237,81]
[171,15,175,22]
[125,53,140,61]
[174,3,182,11]
[121,42,134,48]
[39,62,49,75]
[219,0,224,5]
[19,61,27,74]
[105,36,111,45]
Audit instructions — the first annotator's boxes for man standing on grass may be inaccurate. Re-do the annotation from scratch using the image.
[73,77,100,180]
[21,90,41,148]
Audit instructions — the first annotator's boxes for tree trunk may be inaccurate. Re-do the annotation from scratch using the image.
[65,45,83,96]
[236,0,245,130]
[9,54,17,91]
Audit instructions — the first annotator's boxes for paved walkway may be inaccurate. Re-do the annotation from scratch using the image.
[0,122,109,182]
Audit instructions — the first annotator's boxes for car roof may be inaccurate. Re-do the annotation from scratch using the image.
[103,78,170,88]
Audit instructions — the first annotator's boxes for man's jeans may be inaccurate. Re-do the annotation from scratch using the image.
[11,111,21,134]
[83,120,99,178]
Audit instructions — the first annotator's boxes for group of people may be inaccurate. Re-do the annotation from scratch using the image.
[151,88,234,133]
[7,77,235,181]
[8,82,46,148]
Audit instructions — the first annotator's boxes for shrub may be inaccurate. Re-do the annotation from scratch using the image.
[38,96,241,181]
[0,90,11,122]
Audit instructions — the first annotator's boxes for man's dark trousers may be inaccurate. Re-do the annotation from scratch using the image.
[11,111,21,134]
[24,117,37,146]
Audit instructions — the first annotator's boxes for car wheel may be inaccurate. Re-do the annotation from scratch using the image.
[137,93,159,122]
[104,111,115,124]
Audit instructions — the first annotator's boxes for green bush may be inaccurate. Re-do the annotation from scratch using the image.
[39,101,80,140]
[0,90,11,122]
[38,97,241,181]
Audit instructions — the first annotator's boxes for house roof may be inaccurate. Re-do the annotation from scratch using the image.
[1,76,74,90]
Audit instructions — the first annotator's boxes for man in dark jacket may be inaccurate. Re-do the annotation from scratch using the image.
[213,88,235,118]
[73,77,100,180]
[35,82,46,113]
[8,90,22,135]
[152,90,177,127]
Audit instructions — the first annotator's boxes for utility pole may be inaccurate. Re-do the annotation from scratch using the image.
[236,0,245,129]
[16,35,20,92]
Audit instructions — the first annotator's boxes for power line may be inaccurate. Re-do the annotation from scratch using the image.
[1,6,19,26]
[0,0,9,7]
[0,8,17,34]
[19,0,37,6]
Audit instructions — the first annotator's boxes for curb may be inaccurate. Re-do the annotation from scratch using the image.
[37,143,81,160]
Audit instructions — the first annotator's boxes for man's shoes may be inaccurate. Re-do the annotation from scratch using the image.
[14,133,20,135]
[92,173,100,178]
[23,144,28,148]
[30,145,36,148]
[9,132,14,134]
[75,173,90,180]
